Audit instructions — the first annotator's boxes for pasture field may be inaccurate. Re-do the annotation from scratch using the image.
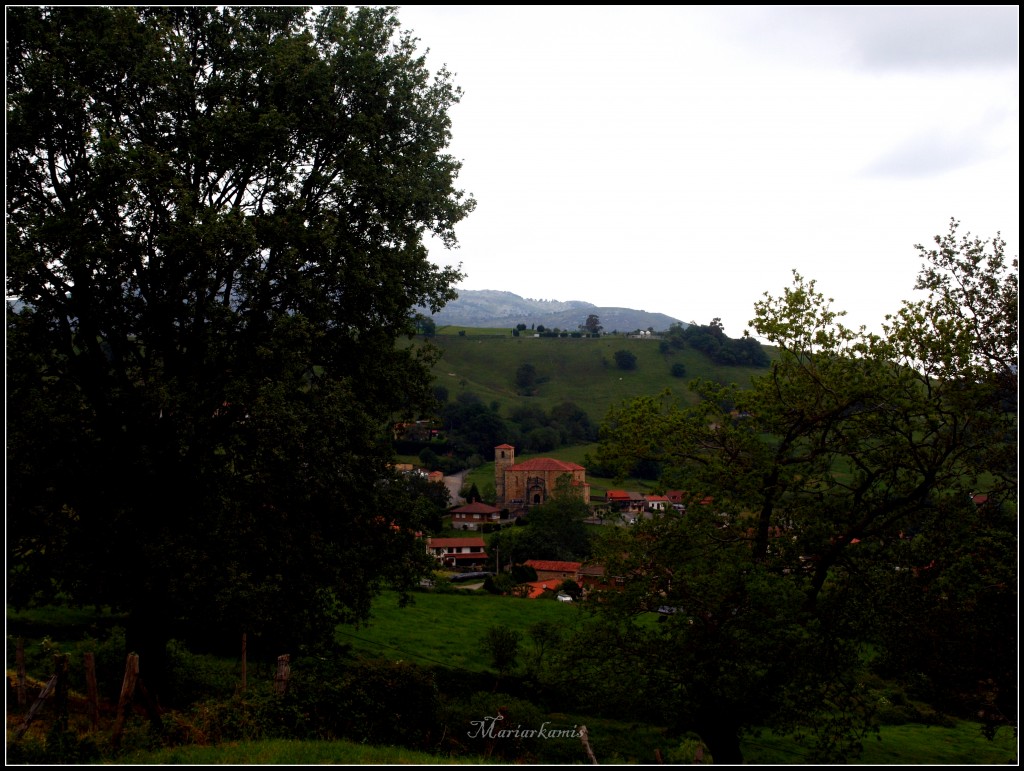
[424,329,769,421]
[8,596,1016,765]
[336,589,592,672]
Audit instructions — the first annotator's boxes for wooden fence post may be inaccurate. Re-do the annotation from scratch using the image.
[83,652,100,729]
[579,724,599,764]
[16,637,27,707]
[54,653,70,734]
[274,654,291,696]
[111,653,139,748]
[14,673,58,739]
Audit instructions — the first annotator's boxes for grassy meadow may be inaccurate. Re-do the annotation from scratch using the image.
[8,594,1016,765]
[336,589,591,672]
[424,328,770,422]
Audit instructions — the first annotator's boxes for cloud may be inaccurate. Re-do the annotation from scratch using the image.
[727,6,1019,72]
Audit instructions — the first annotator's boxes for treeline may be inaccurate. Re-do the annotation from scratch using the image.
[413,392,597,472]
[661,320,771,367]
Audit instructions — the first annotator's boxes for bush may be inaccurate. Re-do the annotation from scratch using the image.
[440,692,549,761]
[481,626,521,675]
[483,574,517,595]
[613,350,637,370]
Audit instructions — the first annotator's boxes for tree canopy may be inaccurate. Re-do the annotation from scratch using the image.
[6,5,474,690]
[589,220,1017,761]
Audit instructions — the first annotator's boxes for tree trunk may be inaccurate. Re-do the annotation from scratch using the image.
[126,608,170,705]
[694,714,743,764]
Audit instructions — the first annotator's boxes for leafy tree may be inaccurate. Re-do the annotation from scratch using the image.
[670,362,687,378]
[6,6,474,693]
[549,400,596,443]
[514,362,538,393]
[482,625,521,677]
[525,620,562,678]
[556,579,582,601]
[591,221,1017,761]
[491,474,591,562]
[441,393,510,458]
[613,349,638,370]
[582,314,603,334]
[415,315,437,337]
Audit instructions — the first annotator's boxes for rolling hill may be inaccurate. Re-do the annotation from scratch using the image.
[425,329,772,423]
[423,289,688,333]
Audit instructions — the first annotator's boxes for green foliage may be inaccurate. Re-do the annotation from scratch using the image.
[440,692,550,762]
[482,573,517,595]
[6,5,473,694]
[613,349,638,370]
[556,579,582,601]
[591,221,1017,761]
[670,362,687,378]
[515,362,538,393]
[509,564,538,583]
[488,475,591,562]
[481,625,521,676]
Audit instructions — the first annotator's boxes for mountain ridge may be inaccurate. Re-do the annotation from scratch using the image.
[426,289,688,333]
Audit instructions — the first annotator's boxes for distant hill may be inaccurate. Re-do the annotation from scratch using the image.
[425,289,688,333]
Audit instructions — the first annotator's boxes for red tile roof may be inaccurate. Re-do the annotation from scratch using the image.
[511,458,584,472]
[451,501,502,514]
[427,537,486,548]
[525,559,582,573]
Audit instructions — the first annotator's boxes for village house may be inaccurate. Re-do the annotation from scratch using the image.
[425,536,487,568]
[493,443,590,513]
[450,500,502,531]
[525,559,582,583]
[605,489,647,522]
[575,563,626,594]
[644,494,670,513]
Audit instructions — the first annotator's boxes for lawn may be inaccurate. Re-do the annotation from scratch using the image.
[336,589,590,672]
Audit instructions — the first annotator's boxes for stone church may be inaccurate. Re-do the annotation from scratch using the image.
[494,443,590,511]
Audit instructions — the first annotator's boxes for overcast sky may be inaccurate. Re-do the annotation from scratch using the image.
[395,5,1018,339]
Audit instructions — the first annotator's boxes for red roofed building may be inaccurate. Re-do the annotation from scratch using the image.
[494,444,589,510]
[426,537,487,568]
[525,559,583,582]
[644,494,670,513]
[450,500,502,531]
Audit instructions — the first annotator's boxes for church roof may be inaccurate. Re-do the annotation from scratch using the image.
[510,457,585,472]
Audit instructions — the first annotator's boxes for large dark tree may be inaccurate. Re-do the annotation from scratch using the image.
[6,5,474,694]
[590,221,1017,761]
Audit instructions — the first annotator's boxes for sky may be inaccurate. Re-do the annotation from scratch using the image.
[394,5,1019,339]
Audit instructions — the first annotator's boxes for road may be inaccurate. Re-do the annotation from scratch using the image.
[443,469,469,506]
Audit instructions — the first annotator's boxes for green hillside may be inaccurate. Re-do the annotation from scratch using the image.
[424,329,773,423]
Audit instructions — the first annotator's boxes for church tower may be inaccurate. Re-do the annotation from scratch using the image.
[494,444,515,507]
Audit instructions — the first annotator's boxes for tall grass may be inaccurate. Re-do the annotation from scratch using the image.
[336,590,590,672]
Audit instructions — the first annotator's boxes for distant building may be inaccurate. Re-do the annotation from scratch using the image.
[494,443,590,512]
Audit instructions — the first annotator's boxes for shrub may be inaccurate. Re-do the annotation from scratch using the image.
[613,350,637,370]
[440,692,549,761]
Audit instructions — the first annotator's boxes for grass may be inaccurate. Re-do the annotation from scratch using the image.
[425,330,769,423]
[112,738,501,764]
[8,598,1015,766]
[741,723,1018,765]
[336,590,592,672]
